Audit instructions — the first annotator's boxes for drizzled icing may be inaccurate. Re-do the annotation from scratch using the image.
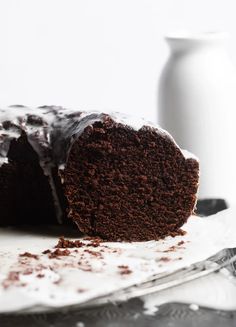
[0,105,198,223]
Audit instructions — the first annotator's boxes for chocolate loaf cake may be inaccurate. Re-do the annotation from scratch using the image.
[0,105,199,241]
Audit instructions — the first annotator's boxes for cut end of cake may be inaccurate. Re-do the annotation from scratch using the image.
[62,116,199,241]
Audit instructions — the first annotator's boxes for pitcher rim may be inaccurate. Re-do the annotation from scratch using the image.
[165,31,228,42]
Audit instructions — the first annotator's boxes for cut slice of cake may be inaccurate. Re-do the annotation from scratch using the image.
[60,113,199,241]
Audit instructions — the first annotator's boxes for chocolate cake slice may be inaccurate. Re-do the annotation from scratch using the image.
[0,106,199,241]
[60,115,199,241]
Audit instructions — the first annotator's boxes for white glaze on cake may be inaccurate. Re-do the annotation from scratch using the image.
[0,105,198,167]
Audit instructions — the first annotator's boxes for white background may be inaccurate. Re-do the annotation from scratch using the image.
[0,0,235,122]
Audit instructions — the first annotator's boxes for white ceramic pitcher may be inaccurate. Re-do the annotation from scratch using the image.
[158,32,236,205]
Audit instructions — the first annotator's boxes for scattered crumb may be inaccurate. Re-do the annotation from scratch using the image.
[178,229,187,236]
[163,240,186,253]
[18,259,27,265]
[36,273,45,278]
[35,264,47,271]
[6,271,20,281]
[48,249,71,259]
[118,265,128,269]
[53,279,61,285]
[22,268,33,275]
[84,249,103,258]
[169,229,186,237]
[120,269,132,275]
[87,240,101,248]
[163,246,176,253]
[2,271,20,289]
[118,265,132,275]
[159,257,171,262]
[55,236,107,250]
[19,252,39,260]
[42,249,51,254]
[55,237,85,248]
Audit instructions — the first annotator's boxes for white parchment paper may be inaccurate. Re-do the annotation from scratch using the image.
[0,207,236,313]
